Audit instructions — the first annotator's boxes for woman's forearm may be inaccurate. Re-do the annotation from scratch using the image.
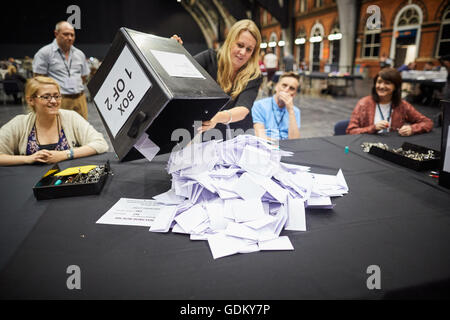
[0,154,31,166]
[214,107,249,124]
[73,146,97,159]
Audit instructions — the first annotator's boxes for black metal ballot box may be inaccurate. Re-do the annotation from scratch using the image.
[88,27,230,161]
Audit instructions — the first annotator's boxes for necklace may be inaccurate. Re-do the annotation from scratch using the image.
[35,116,61,148]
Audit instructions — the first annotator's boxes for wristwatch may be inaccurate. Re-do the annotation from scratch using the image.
[66,148,74,160]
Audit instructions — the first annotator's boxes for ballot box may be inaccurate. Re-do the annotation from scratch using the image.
[440,100,450,189]
[88,27,230,161]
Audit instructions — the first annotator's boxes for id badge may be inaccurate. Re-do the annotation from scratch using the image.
[64,77,79,91]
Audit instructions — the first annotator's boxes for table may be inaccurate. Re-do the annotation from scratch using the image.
[402,78,447,87]
[1,130,449,300]
[402,78,446,105]
[302,72,363,97]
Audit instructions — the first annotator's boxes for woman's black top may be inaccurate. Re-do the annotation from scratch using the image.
[194,49,262,136]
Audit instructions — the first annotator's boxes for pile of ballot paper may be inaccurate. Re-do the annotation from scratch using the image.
[149,135,348,259]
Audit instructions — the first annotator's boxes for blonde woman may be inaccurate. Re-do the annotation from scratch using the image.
[173,19,262,136]
[0,76,108,166]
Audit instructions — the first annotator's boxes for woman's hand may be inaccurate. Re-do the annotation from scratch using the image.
[27,150,65,164]
[171,34,183,45]
[26,149,52,164]
[197,119,218,133]
[374,120,389,131]
[398,124,413,136]
[43,150,67,164]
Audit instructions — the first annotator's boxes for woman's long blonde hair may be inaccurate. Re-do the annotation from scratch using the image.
[217,19,261,99]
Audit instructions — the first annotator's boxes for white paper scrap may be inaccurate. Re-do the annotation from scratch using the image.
[224,221,259,241]
[207,233,251,259]
[153,189,186,205]
[233,172,266,200]
[134,133,160,163]
[149,205,178,232]
[259,236,294,251]
[174,204,208,233]
[285,197,306,231]
[232,198,266,223]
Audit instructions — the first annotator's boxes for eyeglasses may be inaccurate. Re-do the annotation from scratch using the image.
[35,95,62,101]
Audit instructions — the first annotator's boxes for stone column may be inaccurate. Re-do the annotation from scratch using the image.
[336,0,357,73]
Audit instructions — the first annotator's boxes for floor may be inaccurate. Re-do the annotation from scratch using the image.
[0,77,443,154]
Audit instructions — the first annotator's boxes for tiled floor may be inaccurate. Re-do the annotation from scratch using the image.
[0,77,443,154]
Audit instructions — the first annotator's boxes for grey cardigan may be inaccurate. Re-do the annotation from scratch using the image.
[0,109,109,155]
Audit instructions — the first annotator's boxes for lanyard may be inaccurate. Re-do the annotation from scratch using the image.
[377,103,392,132]
[272,98,286,137]
[58,50,72,77]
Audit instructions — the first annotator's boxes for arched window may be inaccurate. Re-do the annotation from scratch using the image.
[328,24,341,71]
[295,29,307,66]
[437,7,450,57]
[397,7,420,26]
[309,23,324,71]
[391,5,422,67]
[268,32,278,55]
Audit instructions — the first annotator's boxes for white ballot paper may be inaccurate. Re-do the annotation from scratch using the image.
[143,135,350,259]
[150,50,205,79]
[96,198,162,227]
[134,132,160,162]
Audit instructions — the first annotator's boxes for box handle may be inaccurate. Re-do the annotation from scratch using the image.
[127,111,147,138]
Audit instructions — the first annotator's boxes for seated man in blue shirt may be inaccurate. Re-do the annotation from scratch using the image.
[252,72,301,141]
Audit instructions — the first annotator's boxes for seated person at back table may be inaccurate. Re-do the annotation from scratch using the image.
[4,65,26,104]
[346,68,433,136]
[0,76,108,166]
[252,72,301,141]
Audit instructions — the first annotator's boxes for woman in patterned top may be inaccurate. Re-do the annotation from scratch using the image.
[346,68,433,136]
[0,76,108,165]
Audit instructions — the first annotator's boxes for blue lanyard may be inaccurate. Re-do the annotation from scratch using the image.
[377,103,392,122]
[377,103,392,132]
[58,50,72,77]
[272,98,286,137]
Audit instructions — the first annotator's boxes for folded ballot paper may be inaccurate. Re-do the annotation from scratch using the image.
[148,135,348,259]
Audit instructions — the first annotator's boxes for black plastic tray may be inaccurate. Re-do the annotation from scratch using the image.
[33,161,110,200]
[369,142,440,171]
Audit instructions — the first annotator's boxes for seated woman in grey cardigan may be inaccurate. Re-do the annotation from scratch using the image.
[0,76,108,165]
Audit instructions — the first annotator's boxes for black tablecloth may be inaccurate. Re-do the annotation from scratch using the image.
[1,130,449,299]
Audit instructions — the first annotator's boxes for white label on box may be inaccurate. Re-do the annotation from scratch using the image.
[150,49,205,79]
[94,45,152,138]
